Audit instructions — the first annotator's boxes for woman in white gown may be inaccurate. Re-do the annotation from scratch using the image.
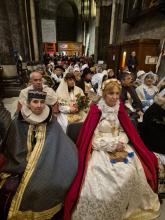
[64,79,160,220]
[56,72,86,132]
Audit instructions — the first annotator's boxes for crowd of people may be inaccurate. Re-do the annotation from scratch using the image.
[0,52,165,220]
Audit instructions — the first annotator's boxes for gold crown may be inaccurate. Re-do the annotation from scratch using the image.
[102,79,121,90]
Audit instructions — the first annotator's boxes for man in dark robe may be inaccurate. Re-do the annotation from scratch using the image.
[0,90,78,220]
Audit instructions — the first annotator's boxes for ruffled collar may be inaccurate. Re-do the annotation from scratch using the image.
[97,98,120,119]
[21,105,50,125]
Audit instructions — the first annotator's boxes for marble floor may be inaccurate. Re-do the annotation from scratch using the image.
[3,96,18,118]
[2,97,165,220]
[156,199,165,220]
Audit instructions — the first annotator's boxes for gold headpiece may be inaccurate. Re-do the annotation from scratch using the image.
[102,79,121,90]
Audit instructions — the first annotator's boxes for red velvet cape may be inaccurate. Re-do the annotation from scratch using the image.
[64,102,158,220]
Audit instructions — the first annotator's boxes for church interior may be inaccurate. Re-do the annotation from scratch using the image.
[0,0,165,220]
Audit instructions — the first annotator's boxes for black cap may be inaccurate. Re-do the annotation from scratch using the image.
[28,90,47,102]
[54,65,65,72]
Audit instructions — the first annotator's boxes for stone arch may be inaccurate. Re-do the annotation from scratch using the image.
[56,0,78,41]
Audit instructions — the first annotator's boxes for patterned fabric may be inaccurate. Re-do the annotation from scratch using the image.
[72,100,160,220]
[64,101,159,220]
[155,154,165,195]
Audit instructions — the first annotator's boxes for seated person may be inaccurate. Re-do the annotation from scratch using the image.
[76,67,93,95]
[46,62,54,75]
[91,65,103,92]
[133,70,145,88]
[73,67,81,84]
[140,85,165,195]
[0,90,78,220]
[56,73,87,132]
[96,70,108,96]
[120,71,143,124]
[51,65,64,91]
[141,86,165,157]
[64,79,160,220]
[136,72,158,112]
[18,71,58,113]
[107,68,116,79]
[35,65,55,88]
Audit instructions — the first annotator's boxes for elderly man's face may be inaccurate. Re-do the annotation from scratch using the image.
[31,72,43,90]
[122,75,133,87]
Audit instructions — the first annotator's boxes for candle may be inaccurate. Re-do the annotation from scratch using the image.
[121,51,127,68]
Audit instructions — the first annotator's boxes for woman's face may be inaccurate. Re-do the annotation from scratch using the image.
[108,70,114,78]
[73,71,81,81]
[29,99,45,115]
[66,78,75,88]
[144,75,154,86]
[104,86,120,107]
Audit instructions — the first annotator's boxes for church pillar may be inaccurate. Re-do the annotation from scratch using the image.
[94,1,101,62]
[24,0,32,61]
[83,21,86,47]
[30,0,39,61]
[109,0,116,44]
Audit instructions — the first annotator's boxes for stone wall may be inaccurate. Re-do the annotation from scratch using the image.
[88,18,96,55]
[0,1,30,64]
[40,0,81,18]
[40,0,82,42]
[116,1,165,43]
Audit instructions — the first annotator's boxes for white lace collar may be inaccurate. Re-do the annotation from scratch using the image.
[21,105,50,125]
[97,98,120,119]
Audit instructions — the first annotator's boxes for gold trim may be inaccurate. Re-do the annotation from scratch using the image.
[26,124,33,161]
[126,209,160,220]
[8,124,46,219]
[0,172,11,188]
[8,203,63,220]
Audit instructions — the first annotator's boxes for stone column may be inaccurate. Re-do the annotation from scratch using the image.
[83,21,86,47]
[109,0,116,44]
[94,1,101,62]
[24,0,32,61]
[30,0,39,61]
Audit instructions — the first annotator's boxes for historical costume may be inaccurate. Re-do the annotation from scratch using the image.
[73,67,81,84]
[136,72,158,112]
[120,71,143,126]
[120,72,142,114]
[96,70,108,96]
[76,67,93,95]
[91,65,103,86]
[64,79,160,220]
[0,90,78,220]
[56,73,86,132]
[51,65,64,91]
[133,70,145,88]
[141,87,165,155]
[140,86,165,196]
